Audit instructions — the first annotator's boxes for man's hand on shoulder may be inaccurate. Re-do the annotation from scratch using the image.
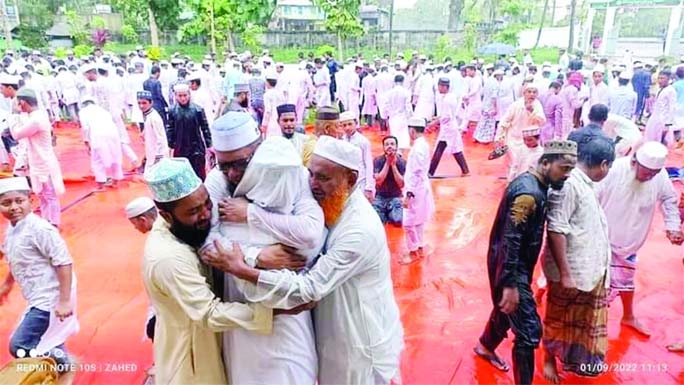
[218,197,249,223]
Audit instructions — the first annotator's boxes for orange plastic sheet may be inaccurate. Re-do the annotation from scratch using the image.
[1,123,683,385]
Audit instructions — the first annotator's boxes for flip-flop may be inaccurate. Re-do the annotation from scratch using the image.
[473,346,510,372]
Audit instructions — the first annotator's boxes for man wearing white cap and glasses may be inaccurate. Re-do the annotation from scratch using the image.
[202,135,404,385]
[596,141,683,336]
[0,177,78,374]
[141,157,274,384]
[204,110,325,383]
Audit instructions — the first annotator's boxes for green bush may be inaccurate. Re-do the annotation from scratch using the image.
[315,44,336,58]
[121,24,139,44]
[91,16,106,30]
[73,44,93,58]
[54,47,67,59]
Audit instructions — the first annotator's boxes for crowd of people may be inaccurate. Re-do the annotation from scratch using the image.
[0,44,682,385]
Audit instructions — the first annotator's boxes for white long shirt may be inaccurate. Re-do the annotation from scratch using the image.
[596,157,680,257]
[544,168,611,291]
[251,190,404,385]
[347,131,375,193]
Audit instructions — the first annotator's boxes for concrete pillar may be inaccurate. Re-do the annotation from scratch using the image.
[600,6,616,56]
[664,4,683,56]
[583,7,596,53]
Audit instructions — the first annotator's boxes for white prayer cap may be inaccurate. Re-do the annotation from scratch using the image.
[81,63,97,73]
[170,58,183,65]
[492,69,505,76]
[635,141,668,170]
[484,63,494,70]
[204,54,212,60]
[202,59,212,66]
[125,197,155,218]
[0,177,30,195]
[619,71,633,80]
[187,71,202,81]
[211,111,260,151]
[265,71,278,80]
[144,158,202,203]
[313,136,361,172]
[276,62,284,67]
[0,73,19,85]
[592,64,605,73]
[174,82,190,93]
[136,45,144,50]
[354,62,363,69]
[339,111,356,122]
[543,61,551,66]
[408,117,426,128]
[234,83,250,94]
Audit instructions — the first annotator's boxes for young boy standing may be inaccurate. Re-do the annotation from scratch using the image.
[0,177,78,371]
[401,117,435,264]
[508,127,545,182]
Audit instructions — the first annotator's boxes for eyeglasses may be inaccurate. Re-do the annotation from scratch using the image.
[217,154,253,172]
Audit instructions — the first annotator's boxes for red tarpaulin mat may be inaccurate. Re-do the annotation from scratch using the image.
[0,122,682,385]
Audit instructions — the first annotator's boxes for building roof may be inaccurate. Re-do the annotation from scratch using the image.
[46,22,71,37]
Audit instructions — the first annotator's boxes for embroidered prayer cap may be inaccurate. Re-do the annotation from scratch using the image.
[173,82,190,93]
[543,140,577,156]
[211,111,260,152]
[339,111,356,122]
[144,158,202,203]
[234,83,250,94]
[316,106,339,121]
[125,197,155,218]
[137,90,153,101]
[635,141,668,170]
[408,117,426,128]
[313,135,361,172]
[0,73,19,85]
[0,177,30,195]
[437,77,450,85]
[522,127,541,137]
[276,104,296,116]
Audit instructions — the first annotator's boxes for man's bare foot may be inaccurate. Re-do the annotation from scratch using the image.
[543,353,561,384]
[621,317,651,337]
[666,342,684,352]
[473,342,510,371]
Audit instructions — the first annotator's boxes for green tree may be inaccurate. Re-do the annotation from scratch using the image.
[110,0,181,46]
[15,0,54,47]
[181,0,276,53]
[312,0,365,60]
[121,24,139,44]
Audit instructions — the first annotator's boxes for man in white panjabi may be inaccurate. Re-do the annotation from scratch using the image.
[428,77,470,177]
[460,64,482,134]
[413,66,436,121]
[204,111,325,385]
[596,141,684,336]
[361,67,378,127]
[346,63,363,121]
[644,70,676,144]
[107,67,139,170]
[261,72,287,138]
[201,135,404,385]
[508,127,544,181]
[188,72,217,126]
[385,73,412,151]
[137,90,169,173]
[79,96,124,191]
[375,65,395,131]
[10,88,65,228]
[400,117,434,265]
[495,83,546,181]
[313,58,331,107]
[340,111,374,200]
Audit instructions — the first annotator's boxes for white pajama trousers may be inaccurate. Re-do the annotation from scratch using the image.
[404,224,425,252]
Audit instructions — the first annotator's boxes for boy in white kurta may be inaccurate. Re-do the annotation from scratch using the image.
[508,128,544,181]
[137,91,169,173]
[401,117,435,264]
[10,88,65,227]
[0,177,78,371]
[79,97,124,191]
[340,111,375,200]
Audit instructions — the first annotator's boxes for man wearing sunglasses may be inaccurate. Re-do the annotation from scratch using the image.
[204,110,325,384]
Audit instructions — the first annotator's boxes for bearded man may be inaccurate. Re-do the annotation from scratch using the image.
[202,136,404,385]
[474,140,577,385]
[301,106,343,166]
[141,157,273,384]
